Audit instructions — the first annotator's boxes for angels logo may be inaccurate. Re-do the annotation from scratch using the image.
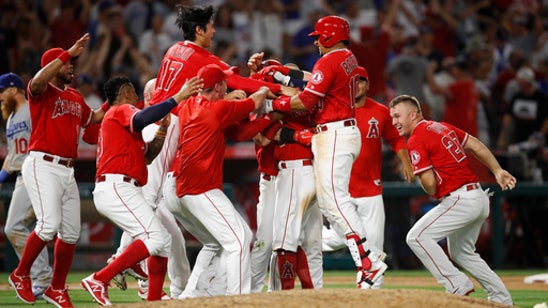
[310,70,324,85]
[410,150,421,165]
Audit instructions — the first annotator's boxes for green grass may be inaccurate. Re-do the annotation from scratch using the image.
[0,270,545,308]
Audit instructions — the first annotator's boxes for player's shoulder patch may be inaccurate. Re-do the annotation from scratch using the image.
[410,150,421,165]
[310,70,324,85]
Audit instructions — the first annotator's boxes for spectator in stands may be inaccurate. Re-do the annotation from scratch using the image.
[139,13,174,72]
[251,1,284,60]
[287,9,322,72]
[49,0,90,50]
[350,0,398,103]
[497,66,548,151]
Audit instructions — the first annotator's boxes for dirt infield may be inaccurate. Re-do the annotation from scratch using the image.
[114,289,512,308]
[110,275,544,308]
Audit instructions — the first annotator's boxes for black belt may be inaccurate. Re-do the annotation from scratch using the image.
[43,154,74,168]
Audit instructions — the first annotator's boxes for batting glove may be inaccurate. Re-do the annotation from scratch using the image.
[293,129,314,146]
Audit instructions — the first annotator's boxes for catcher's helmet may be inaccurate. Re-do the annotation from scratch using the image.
[308,16,350,48]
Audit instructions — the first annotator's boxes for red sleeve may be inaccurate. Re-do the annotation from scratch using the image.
[226,74,282,95]
[226,114,276,141]
[262,121,283,140]
[82,123,100,145]
[298,90,322,110]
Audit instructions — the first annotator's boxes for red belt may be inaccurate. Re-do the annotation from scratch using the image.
[43,154,74,168]
[316,119,356,133]
[96,175,140,187]
[279,159,313,169]
[465,183,479,191]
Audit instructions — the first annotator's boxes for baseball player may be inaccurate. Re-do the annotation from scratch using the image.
[259,16,387,288]
[321,66,414,289]
[0,73,52,299]
[389,94,514,305]
[105,78,192,300]
[8,34,109,307]
[151,5,295,108]
[169,64,271,295]
[265,110,323,290]
[81,75,202,305]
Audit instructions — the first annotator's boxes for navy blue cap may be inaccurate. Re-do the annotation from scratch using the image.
[0,73,25,90]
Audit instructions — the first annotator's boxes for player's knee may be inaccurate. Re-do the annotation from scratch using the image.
[405,231,419,249]
[145,232,172,257]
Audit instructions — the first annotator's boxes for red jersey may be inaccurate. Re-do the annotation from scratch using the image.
[350,98,406,197]
[96,104,148,186]
[151,41,280,106]
[407,120,479,199]
[443,79,478,137]
[27,82,92,158]
[256,142,277,176]
[273,112,314,162]
[300,48,358,124]
[175,95,255,196]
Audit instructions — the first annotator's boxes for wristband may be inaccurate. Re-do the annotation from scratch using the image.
[58,51,71,64]
[101,101,110,112]
[279,127,296,143]
[0,169,10,183]
[272,96,293,112]
[288,69,304,80]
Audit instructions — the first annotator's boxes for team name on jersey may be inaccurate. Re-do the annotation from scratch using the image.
[6,121,29,139]
[169,46,195,61]
[340,55,359,75]
[51,97,82,119]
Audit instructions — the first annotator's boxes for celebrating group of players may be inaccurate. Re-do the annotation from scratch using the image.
[3,4,517,307]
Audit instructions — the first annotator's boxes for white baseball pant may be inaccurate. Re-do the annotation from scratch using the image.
[23,151,81,243]
[406,185,512,305]
[93,176,171,258]
[250,173,276,293]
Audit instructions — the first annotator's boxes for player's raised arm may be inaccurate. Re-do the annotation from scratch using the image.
[30,33,90,96]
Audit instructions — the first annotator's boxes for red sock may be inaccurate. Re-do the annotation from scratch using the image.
[296,246,314,289]
[16,231,48,276]
[147,256,168,301]
[50,239,76,289]
[277,250,297,290]
[95,240,150,282]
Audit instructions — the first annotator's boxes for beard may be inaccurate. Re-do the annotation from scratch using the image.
[1,96,16,120]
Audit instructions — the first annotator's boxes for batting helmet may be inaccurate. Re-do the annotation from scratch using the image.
[308,16,350,48]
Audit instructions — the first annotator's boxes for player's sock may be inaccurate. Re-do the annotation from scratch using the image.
[95,240,150,282]
[296,246,314,289]
[16,231,48,276]
[345,233,372,270]
[50,239,76,289]
[276,249,297,290]
[146,256,168,301]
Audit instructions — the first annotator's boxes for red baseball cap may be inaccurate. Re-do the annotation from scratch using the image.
[357,66,368,81]
[197,64,233,89]
[41,47,77,67]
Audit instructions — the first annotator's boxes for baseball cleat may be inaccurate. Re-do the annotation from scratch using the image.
[356,261,388,289]
[81,274,111,306]
[32,284,48,299]
[126,263,148,281]
[111,272,127,291]
[42,286,74,308]
[449,279,475,296]
[9,271,35,304]
[137,280,171,300]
